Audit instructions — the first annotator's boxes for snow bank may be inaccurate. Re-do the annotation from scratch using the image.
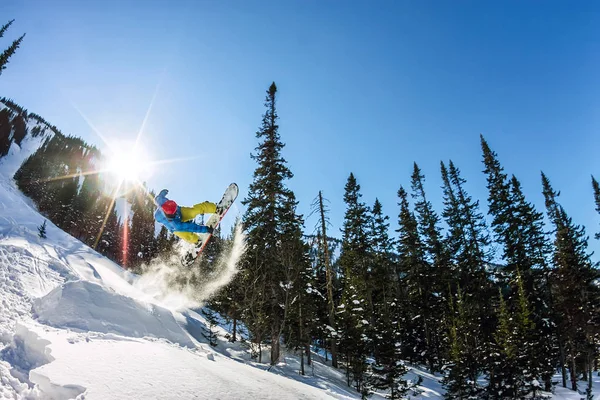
[28,328,338,400]
[32,280,195,348]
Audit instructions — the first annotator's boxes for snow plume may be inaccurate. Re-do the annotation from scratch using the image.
[133,223,246,311]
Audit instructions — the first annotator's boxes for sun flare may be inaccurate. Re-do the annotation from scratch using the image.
[103,140,153,186]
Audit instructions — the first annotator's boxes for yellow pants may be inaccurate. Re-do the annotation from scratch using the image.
[174,201,217,244]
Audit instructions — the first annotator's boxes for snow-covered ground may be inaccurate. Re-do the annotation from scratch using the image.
[0,141,597,399]
[0,167,357,399]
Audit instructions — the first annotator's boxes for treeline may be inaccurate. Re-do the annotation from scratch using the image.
[0,97,61,157]
[210,82,600,399]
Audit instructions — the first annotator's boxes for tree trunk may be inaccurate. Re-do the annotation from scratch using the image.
[232,317,237,343]
[306,342,312,366]
[588,351,593,400]
[569,346,577,392]
[299,301,305,375]
[346,351,351,387]
[271,330,280,365]
[558,332,567,388]
[319,191,338,368]
[258,340,262,363]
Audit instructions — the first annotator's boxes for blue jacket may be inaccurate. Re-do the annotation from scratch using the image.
[154,189,209,233]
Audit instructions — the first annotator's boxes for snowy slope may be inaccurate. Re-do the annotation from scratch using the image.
[0,173,357,399]
[0,102,55,179]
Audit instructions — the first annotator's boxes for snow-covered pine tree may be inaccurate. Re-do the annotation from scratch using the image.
[0,19,25,76]
[78,174,106,247]
[52,177,79,231]
[337,173,371,396]
[487,269,537,399]
[283,244,319,375]
[312,190,339,368]
[213,221,245,344]
[95,205,122,263]
[541,172,600,392]
[507,175,557,391]
[481,136,557,390]
[278,191,314,374]
[369,197,409,399]
[410,163,450,372]
[442,287,480,399]
[197,225,224,277]
[201,308,219,347]
[395,186,430,365]
[155,226,172,256]
[440,161,493,398]
[241,82,304,365]
[128,186,157,270]
[593,175,600,240]
[487,288,519,399]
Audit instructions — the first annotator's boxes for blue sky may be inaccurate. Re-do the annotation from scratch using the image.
[1,0,600,256]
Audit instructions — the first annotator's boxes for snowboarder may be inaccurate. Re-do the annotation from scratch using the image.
[154,189,219,244]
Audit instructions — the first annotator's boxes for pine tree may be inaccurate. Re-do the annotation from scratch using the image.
[96,206,122,263]
[155,225,174,257]
[512,269,541,397]
[487,269,538,399]
[488,289,519,399]
[395,186,430,365]
[283,244,319,376]
[278,191,313,372]
[593,175,600,240]
[52,177,79,231]
[363,197,407,399]
[480,139,557,387]
[314,190,338,367]
[71,174,100,243]
[201,308,219,347]
[0,20,14,38]
[440,161,493,396]
[128,186,157,269]
[442,287,481,399]
[337,172,371,396]
[508,175,557,391]
[410,163,449,372]
[541,172,600,392]
[0,108,12,156]
[0,19,25,77]
[480,135,511,249]
[241,82,304,365]
[37,220,47,238]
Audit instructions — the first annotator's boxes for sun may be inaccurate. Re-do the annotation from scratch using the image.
[103,140,153,185]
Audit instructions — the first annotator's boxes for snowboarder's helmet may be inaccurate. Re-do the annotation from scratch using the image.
[161,200,177,218]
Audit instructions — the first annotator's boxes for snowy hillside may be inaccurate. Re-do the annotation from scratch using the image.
[1,173,596,400]
[0,166,355,399]
[0,103,596,399]
[0,101,55,178]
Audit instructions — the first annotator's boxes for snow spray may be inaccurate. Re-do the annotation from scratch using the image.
[132,223,246,311]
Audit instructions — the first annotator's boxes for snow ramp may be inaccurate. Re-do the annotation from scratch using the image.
[33,280,195,348]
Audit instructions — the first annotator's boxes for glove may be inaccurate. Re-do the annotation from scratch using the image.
[159,189,169,197]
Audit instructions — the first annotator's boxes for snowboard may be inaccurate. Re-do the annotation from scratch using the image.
[181,183,239,267]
